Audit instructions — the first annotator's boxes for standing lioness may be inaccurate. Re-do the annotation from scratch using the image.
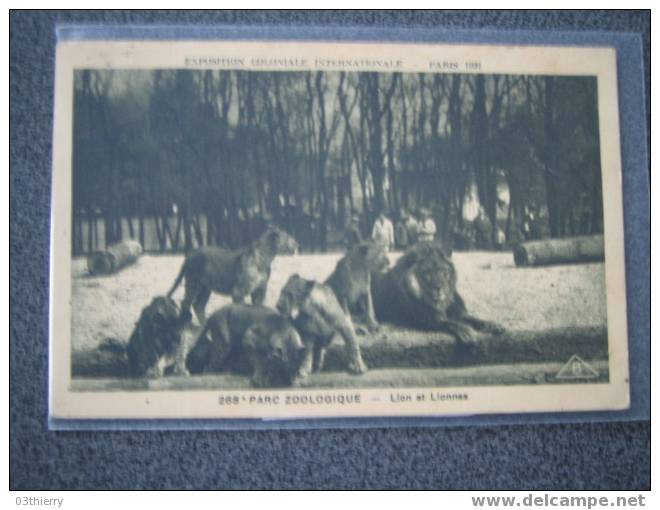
[167,226,298,323]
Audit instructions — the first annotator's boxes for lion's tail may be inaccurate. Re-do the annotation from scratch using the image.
[166,258,188,298]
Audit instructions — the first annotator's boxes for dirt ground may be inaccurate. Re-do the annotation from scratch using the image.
[71,250,607,352]
[71,360,610,391]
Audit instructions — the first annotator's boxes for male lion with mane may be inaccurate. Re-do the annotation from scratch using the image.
[371,241,504,344]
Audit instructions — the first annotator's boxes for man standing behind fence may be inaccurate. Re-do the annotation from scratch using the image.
[474,206,493,249]
[417,208,437,243]
[344,213,363,250]
[371,210,394,252]
[394,210,410,250]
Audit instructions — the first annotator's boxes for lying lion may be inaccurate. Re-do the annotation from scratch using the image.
[185,303,308,388]
[371,242,504,344]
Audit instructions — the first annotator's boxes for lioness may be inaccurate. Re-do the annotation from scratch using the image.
[167,226,298,323]
[371,241,504,344]
[126,296,193,378]
[325,242,390,333]
[277,274,368,375]
[185,304,307,388]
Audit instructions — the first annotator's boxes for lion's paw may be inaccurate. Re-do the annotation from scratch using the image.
[487,322,505,335]
[172,364,190,377]
[367,322,381,334]
[453,324,477,346]
[347,358,368,375]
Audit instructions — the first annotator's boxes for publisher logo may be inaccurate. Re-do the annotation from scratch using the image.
[556,355,599,380]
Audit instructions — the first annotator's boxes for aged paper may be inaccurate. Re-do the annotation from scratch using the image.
[50,39,629,421]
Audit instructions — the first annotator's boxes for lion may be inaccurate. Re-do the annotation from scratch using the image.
[126,296,193,378]
[167,226,298,324]
[371,241,504,344]
[184,304,307,388]
[325,242,390,333]
[277,274,368,375]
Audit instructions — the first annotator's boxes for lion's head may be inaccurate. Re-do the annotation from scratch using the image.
[276,274,315,319]
[262,225,299,255]
[244,315,307,388]
[352,242,390,273]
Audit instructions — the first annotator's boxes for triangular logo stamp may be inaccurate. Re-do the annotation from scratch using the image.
[556,355,599,380]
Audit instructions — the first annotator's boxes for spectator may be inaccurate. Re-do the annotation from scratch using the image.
[394,210,411,250]
[495,226,506,250]
[404,209,419,245]
[452,223,475,250]
[474,206,493,250]
[417,208,437,243]
[522,205,533,240]
[371,210,394,251]
[529,205,542,240]
[344,213,363,249]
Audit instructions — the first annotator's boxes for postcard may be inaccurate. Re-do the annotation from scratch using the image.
[49,38,629,421]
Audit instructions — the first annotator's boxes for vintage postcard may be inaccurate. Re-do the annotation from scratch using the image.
[49,38,629,422]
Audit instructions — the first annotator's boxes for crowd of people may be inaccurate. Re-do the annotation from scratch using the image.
[345,207,439,253]
[345,204,544,253]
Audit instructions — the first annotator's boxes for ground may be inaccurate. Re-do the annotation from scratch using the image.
[71,251,607,364]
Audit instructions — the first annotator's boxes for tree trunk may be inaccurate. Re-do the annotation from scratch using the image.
[139,217,145,250]
[126,215,135,239]
[543,76,561,238]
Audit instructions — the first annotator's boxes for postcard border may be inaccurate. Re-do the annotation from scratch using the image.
[48,26,649,428]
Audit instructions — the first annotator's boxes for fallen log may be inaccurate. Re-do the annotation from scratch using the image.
[321,325,608,373]
[513,235,604,267]
[72,325,608,378]
[70,361,611,392]
[87,239,143,275]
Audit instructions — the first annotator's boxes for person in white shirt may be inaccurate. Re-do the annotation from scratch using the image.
[371,210,394,251]
[417,208,437,242]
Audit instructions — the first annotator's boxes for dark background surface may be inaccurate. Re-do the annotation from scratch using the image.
[10,10,650,490]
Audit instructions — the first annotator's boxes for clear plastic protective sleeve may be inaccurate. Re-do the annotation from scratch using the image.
[49,24,649,430]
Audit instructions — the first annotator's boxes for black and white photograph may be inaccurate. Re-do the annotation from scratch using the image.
[49,40,629,420]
